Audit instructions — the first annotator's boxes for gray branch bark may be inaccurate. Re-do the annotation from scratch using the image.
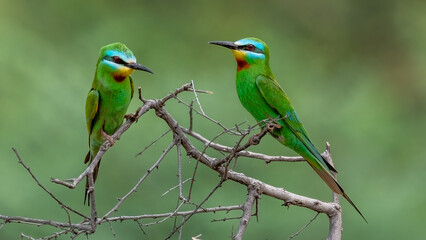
[234,185,260,240]
[2,83,343,240]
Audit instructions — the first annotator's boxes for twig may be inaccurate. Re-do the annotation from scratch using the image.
[288,212,320,240]
[174,95,242,136]
[212,122,277,169]
[20,233,36,240]
[11,148,87,220]
[165,179,225,239]
[138,86,146,103]
[0,220,5,230]
[135,129,171,157]
[41,229,72,240]
[103,205,243,222]
[220,130,248,179]
[211,216,246,222]
[143,201,185,226]
[135,220,147,235]
[176,140,186,201]
[0,215,91,231]
[192,234,202,240]
[181,127,306,163]
[187,125,234,200]
[100,141,176,221]
[178,215,185,240]
[190,80,206,115]
[107,220,117,240]
[162,178,192,197]
[70,230,86,240]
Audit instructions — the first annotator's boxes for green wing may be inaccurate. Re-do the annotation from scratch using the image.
[255,75,336,173]
[130,76,134,99]
[85,89,100,135]
[256,76,367,221]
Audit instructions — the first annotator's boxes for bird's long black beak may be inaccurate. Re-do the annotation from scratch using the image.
[208,41,238,50]
[125,62,154,74]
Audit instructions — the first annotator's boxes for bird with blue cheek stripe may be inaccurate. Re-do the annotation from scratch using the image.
[84,42,153,205]
[209,37,366,222]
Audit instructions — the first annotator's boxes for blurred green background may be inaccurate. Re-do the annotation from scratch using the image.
[1,0,425,239]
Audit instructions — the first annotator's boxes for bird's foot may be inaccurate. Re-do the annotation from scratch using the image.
[249,135,261,145]
[267,122,281,131]
[249,122,282,146]
[101,129,115,146]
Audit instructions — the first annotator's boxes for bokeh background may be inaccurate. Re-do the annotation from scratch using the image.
[1,0,425,239]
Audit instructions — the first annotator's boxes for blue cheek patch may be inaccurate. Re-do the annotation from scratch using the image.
[245,52,265,64]
[102,59,120,71]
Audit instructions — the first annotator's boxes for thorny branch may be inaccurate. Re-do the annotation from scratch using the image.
[233,184,260,240]
[2,82,344,240]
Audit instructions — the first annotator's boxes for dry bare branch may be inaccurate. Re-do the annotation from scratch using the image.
[12,148,87,219]
[1,82,345,239]
[181,127,306,163]
[102,205,243,223]
[234,184,260,240]
[100,141,176,221]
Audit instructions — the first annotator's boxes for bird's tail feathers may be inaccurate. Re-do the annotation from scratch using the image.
[342,191,368,223]
[84,151,90,164]
[321,155,338,173]
[83,153,102,206]
[309,163,367,223]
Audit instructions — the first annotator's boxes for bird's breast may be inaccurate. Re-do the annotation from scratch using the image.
[236,77,277,124]
[97,78,133,133]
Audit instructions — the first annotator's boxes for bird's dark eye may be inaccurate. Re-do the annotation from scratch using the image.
[245,44,255,51]
[112,56,121,63]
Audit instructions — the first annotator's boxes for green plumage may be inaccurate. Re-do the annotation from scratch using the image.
[210,37,366,221]
[84,42,152,204]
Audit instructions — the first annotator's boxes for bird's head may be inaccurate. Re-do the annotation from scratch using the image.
[209,37,269,71]
[98,42,153,81]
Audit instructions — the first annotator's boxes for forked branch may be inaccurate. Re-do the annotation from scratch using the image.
[2,82,343,240]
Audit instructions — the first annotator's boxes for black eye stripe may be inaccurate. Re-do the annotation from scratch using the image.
[103,55,126,64]
[239,44,264,54]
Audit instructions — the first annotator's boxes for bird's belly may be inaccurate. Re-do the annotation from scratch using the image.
[237,86,278,124]
[236,83,295,146]
[100,89,132,135]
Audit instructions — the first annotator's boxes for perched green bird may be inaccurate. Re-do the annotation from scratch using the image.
[84,42,153,204]
[209,37,366,221]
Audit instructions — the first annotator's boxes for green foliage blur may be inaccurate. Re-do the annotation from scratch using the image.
[1,0,425,239]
